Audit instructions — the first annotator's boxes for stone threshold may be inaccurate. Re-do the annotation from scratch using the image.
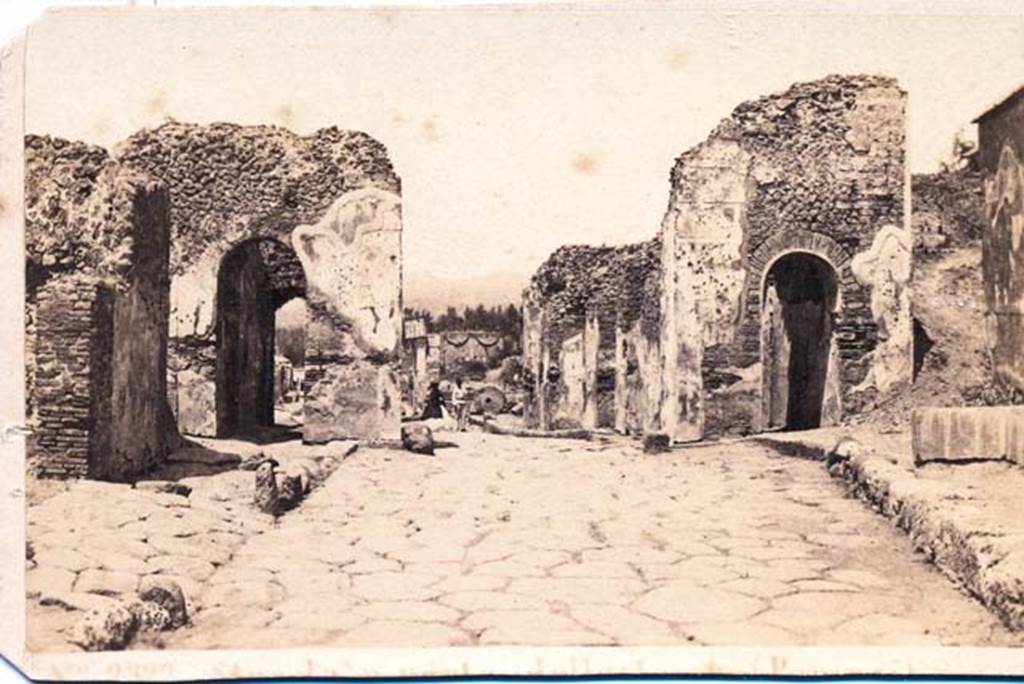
[759,427,1024,632]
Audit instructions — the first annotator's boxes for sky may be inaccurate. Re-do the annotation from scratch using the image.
[19,3,1024,298]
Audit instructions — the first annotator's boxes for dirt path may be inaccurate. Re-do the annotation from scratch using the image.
[166,432,1022,649]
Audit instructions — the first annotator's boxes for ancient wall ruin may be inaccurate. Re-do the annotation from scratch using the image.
[977,88,1024,391]
[524,74,910,442]
[522,240,661,431]
[115,123,403,443]
[25,136,175,480]
[658,75,909,441]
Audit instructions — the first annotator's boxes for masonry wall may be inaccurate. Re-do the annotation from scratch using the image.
[25,135,174,480]
[522,240,661,431]
[116,123,403,442]
[978,92,1024,391]
[659,74,910,441]
[524,74,910,443]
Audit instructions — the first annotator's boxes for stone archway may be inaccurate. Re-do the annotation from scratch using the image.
[761,251,839,431]
[215,238,307,438]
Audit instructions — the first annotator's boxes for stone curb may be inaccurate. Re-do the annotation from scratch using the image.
[761,434,1024,632]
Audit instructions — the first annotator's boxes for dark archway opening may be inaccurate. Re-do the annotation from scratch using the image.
[763,252,838,431]
[215,238,307,439]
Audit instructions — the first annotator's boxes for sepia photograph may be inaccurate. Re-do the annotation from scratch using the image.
[2,1,1024,679]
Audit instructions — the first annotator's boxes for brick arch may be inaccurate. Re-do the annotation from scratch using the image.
[731,230,861,369]
[749,230,852,279]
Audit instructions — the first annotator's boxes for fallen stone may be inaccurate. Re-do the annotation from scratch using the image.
[253,459,280,515]
[134,480,192,498]
[68,603,138,651]
[138,576,188,628]
[125,599,173,632]
[827,436,865,466]
[274,470,304,512]
[285,459,321,493]
[401,424,435,455]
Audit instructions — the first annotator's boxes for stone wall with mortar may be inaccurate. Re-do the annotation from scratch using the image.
[525,74,910,442]
[522,240,661,430]
[115,123,402,442]
[977,89,1024,391]
[659,74,910,441]
[25,135,175,480]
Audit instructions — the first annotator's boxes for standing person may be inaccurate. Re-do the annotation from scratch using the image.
[422,381,445,420]
[451,376,469,432]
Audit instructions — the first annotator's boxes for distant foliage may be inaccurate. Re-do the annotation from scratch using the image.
[404,303,523,341]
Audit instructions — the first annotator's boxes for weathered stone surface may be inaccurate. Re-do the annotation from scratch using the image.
[68,603,138,651]
[74,569,139,597]
[25,134,177,480]
[634,583,765,623]
[401,424,436,455]
[126,599,173,632]
[138,575,189,628]
[913,406,1024,465]
[303,363,402,443]
[524,75,908,441]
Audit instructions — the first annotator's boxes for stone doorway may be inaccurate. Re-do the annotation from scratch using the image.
[761,252,838,431]
[215,238,307,438]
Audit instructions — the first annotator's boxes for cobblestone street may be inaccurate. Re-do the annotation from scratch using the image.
[153,432,1021,649]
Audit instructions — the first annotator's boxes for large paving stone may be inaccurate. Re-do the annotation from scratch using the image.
[201,580,286,609]
[73,569,139,597]
[439,590,547,612]
[350,572,441,601]
[506,577,646,605]
[633,582,765,623]
[569,604,679,645]
[144,555,217,582]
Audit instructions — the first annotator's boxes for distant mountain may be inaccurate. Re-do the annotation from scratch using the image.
[404,270,527,315]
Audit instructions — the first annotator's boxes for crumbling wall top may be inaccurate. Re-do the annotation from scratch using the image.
[115,122,401,274]
[25,134,165,290]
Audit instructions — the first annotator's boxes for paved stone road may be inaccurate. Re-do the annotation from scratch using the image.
[166,432,1022,649]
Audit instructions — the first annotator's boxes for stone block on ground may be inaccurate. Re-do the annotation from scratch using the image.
[913,406,1024,466]
[401,424,435,455]
[138,576,188,628]
[68,603,138,651]
[125,599,174,632]
[302,363,400,443]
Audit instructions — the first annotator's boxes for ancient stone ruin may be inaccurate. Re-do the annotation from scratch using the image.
[25,136,175,480]
[25,123,403,480]
[523,75,911,442]
[977,86,1024,391]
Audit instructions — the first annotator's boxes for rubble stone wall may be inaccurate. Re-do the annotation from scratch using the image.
[116,123,403,442]
[522,240,661,430]
[25,135,174,480]
[524,75,909,442]
[659,74,909,441]
[978,92,1024,391]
